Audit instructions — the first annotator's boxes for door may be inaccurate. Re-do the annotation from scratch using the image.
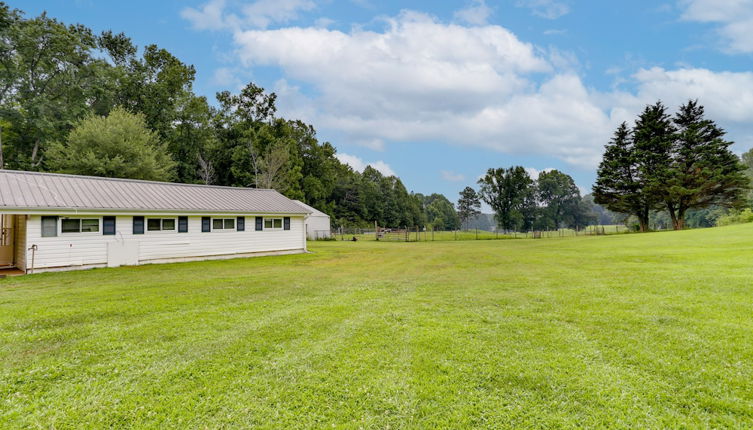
[0,215,14,267]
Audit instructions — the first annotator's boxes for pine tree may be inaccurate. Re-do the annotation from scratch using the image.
[593,122,650,231]
[457,186,481,230]
[665,100,748,229]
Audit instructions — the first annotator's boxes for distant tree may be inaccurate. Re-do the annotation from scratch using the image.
[741,148,753,207]
[478,166,534,232]
[457,186,481,230]
[45,107,175,181]
[664,100,748,229]
[248,139,291,191]
[537,170,581,228]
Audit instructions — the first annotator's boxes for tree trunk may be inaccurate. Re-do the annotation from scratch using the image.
[676,206,686,230]
[638,207,650,232]
[667,202,679,230]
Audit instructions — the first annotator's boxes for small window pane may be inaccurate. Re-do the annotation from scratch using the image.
[81,219,99,232]
[61,219,80,233]
[41,216,58,237]
[147,218,161,231]
[213,219,223,229]
[224,218,235,229]
[264,219,273,228]
[162,219,175,230]
[273,219,282,229]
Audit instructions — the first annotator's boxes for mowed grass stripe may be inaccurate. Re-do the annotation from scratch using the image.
[1,225,753,428]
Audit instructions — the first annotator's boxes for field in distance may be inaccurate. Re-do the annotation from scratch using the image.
[1,224,752,428]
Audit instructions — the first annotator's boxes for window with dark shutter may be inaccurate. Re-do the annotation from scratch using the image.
[41,216,58,237]
[133,216,144,235]
[237,217,245,231]
[201,216,211,232]
[255,216,263,231]
[284,217,291,230]
[178,216,188,233]
[103,216,116,235]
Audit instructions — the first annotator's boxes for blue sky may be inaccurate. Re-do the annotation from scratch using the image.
[19,0,753,201]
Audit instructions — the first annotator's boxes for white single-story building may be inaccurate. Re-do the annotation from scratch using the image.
[294,200,331,239]
[0,170,311,273]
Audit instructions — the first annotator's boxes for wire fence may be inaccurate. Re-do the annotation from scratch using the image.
[329,225,630,242]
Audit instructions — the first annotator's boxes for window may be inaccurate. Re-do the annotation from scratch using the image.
[41,216,58,237]
[212,218,235,230]
[133,216,145,235]
[61,218,99,233]
[178,216,188,233]
[103,216,116,235]
[264,218,283,230]
[147,218,176,231]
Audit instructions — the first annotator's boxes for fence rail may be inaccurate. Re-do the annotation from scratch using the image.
[331,225,630,242]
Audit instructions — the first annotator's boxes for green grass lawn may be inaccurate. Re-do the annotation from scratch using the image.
[1,225,753,428]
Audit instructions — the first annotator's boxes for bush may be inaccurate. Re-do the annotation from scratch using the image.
[716,208,753,226]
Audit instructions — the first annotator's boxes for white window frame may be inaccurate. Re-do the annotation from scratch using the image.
[147,218,177,232]
[264,217,283,230]
[212,218,236,231]
[60,217,100,234]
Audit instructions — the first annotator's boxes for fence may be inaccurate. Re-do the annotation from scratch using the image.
[332,224,630,242]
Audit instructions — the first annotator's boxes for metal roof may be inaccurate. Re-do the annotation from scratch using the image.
[0,170,310,215]
[293,200,330,218]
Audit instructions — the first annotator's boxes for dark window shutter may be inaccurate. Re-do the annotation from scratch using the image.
[133,216,144,235]
[178,216,188,233]
[255,216,263,231]
[41,216,58,237]
[201,217,211,232]
[103,216,116,235]
[284,217,291,230]
[237,216,245,231]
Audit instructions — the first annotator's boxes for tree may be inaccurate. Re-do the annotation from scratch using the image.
[537,170,581,228]
[45,107,175,181]
[593,122,652,231]
[457,186,481,230]
[478,166,534,232]
[664,100,748,229]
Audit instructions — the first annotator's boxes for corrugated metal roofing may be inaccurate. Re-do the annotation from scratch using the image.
[293,200,330,218]
[0,170,310,214]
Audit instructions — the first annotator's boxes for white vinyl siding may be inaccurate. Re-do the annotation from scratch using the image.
[25,215,306,270]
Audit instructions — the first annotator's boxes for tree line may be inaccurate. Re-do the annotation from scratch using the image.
[0,4,461,229]
[454,168,596,233]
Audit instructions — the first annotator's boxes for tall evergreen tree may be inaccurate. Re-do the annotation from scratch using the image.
[457,186,481,230]
[592,122,651,230]
[664,100,748,229]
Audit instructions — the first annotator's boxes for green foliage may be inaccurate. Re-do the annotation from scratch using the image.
[478,166,534,232]
[45,107,175,181]
[716,208,753,226]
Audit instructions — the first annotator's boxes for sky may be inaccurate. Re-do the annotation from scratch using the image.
[18,0,753,201]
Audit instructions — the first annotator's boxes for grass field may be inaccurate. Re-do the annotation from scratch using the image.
[1,225,753,428]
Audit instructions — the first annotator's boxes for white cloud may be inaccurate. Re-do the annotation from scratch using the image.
[441,170,466,182]
[516,0,570,20]
[454,0,493,26]
[680,0,753,53]
[524,167,554,180]
[182,0,228,30]
[181,0,316,30]
[335,153,396,177]
[186,8,753,170]
[210,67,243,88]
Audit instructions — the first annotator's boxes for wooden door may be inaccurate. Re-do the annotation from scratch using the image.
[0,215,14,267]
